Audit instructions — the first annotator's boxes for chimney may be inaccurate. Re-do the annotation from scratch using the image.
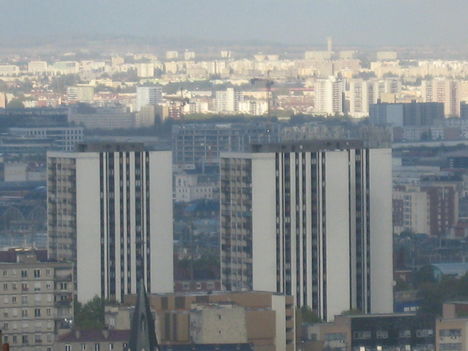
[102,329,109,339]
[74,330,81,339]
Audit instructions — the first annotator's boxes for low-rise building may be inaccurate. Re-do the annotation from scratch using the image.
[304,313,435,351]
[0,249,74,351]
[107,291,295,351]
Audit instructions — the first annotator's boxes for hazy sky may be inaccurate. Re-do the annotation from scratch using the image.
[0,0,466,46]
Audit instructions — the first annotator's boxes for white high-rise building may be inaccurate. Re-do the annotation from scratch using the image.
[47,143,173,303]
[349,79,380,118]
[314,77,344,116]
[27,60,48,74]
[67,85,95,103]
[220,141,393,321]
[136,86,163,112]
[136,63,155,78]
[215,88,239,113]
[422,78,461,117]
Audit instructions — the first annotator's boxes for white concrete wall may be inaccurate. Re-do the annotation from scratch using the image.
[325,151,351,320]
[76,154,101,303]
[369,148,394,313]
[149,151,174,293]
[252,154,277,292]
[272,295,288,351]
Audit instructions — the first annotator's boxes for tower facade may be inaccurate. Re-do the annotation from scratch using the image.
[220,141,393,321]
[47,143,173,302]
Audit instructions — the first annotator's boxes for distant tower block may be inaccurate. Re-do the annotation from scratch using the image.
[327,36,333,52]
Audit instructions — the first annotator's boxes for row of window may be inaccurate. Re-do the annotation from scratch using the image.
[2,269,52,278]
[353,329,434,340]
[2,281,55,292]
[65,343,125,351]
[3,333,54,345]
[2,307,53,320]
[2,293,54,305]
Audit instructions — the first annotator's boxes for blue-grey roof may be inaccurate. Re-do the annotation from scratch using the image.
[430,263,468,276]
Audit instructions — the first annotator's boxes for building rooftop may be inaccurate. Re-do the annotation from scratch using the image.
[76,142,145,152]
[57,330,130,343]
[250,140,364,153]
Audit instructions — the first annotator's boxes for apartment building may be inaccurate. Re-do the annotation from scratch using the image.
[0,249,73,351]
[47,143,173,303]
[220,141,393,321]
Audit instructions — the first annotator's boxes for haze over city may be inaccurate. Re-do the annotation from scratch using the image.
[1,0,467,47]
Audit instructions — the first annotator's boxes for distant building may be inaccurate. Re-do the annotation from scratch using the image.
[369,101,444,127]
[174,173,218,202]
[8,127,84,151]
[393,185,430,235]
[184,51,196,60]
[348,79,379,118]
[220,141,393,321]
[0,249,74,351]
[304,313,434,351]
[376,51,398,60]
[136,63,155,78]
[68,106,136,129]
[27,61,48,74]
[0,65,20,76]
[136,86,163,112]
[422,79,461,117]
[66,86,95,104]
[171,122,281,167]
[215,88,239,113]
[314,77,343,116]
[165,51,179,60]
[47,143,173,303]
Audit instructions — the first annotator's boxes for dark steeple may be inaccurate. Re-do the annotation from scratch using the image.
[128,280,159,351]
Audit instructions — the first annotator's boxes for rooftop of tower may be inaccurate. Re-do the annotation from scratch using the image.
[76,142,145,152]
[250,139,364,153]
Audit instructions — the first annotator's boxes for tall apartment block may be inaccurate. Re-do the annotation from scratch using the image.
[0,249,73,351]
[47,143,173,303]
[220,141,393,321]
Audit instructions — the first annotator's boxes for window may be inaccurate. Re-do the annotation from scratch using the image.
[21,270,28,278]
[376,330,389,339]
[21,295,28,304]
[81,344,87,351]
[108,344,114,350]
[94,343,100,351]
[3,323,8,331]
[353,331,371,340]
[440,329,462,337]
[35,308,41,317]
[3,283,7,290]
[12,296,16,304]
[399,329,411,338]
[65,345,72,351]
[22,335,29,344]
[416,329,434,337]
[34,269,41,278]
[440,344,462,351]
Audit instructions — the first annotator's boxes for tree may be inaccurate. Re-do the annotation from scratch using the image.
[74,296,105,330]
[6,99,25,109]
[297,306,322,324]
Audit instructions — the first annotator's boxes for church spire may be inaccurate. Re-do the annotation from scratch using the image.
[128,280,159,351]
